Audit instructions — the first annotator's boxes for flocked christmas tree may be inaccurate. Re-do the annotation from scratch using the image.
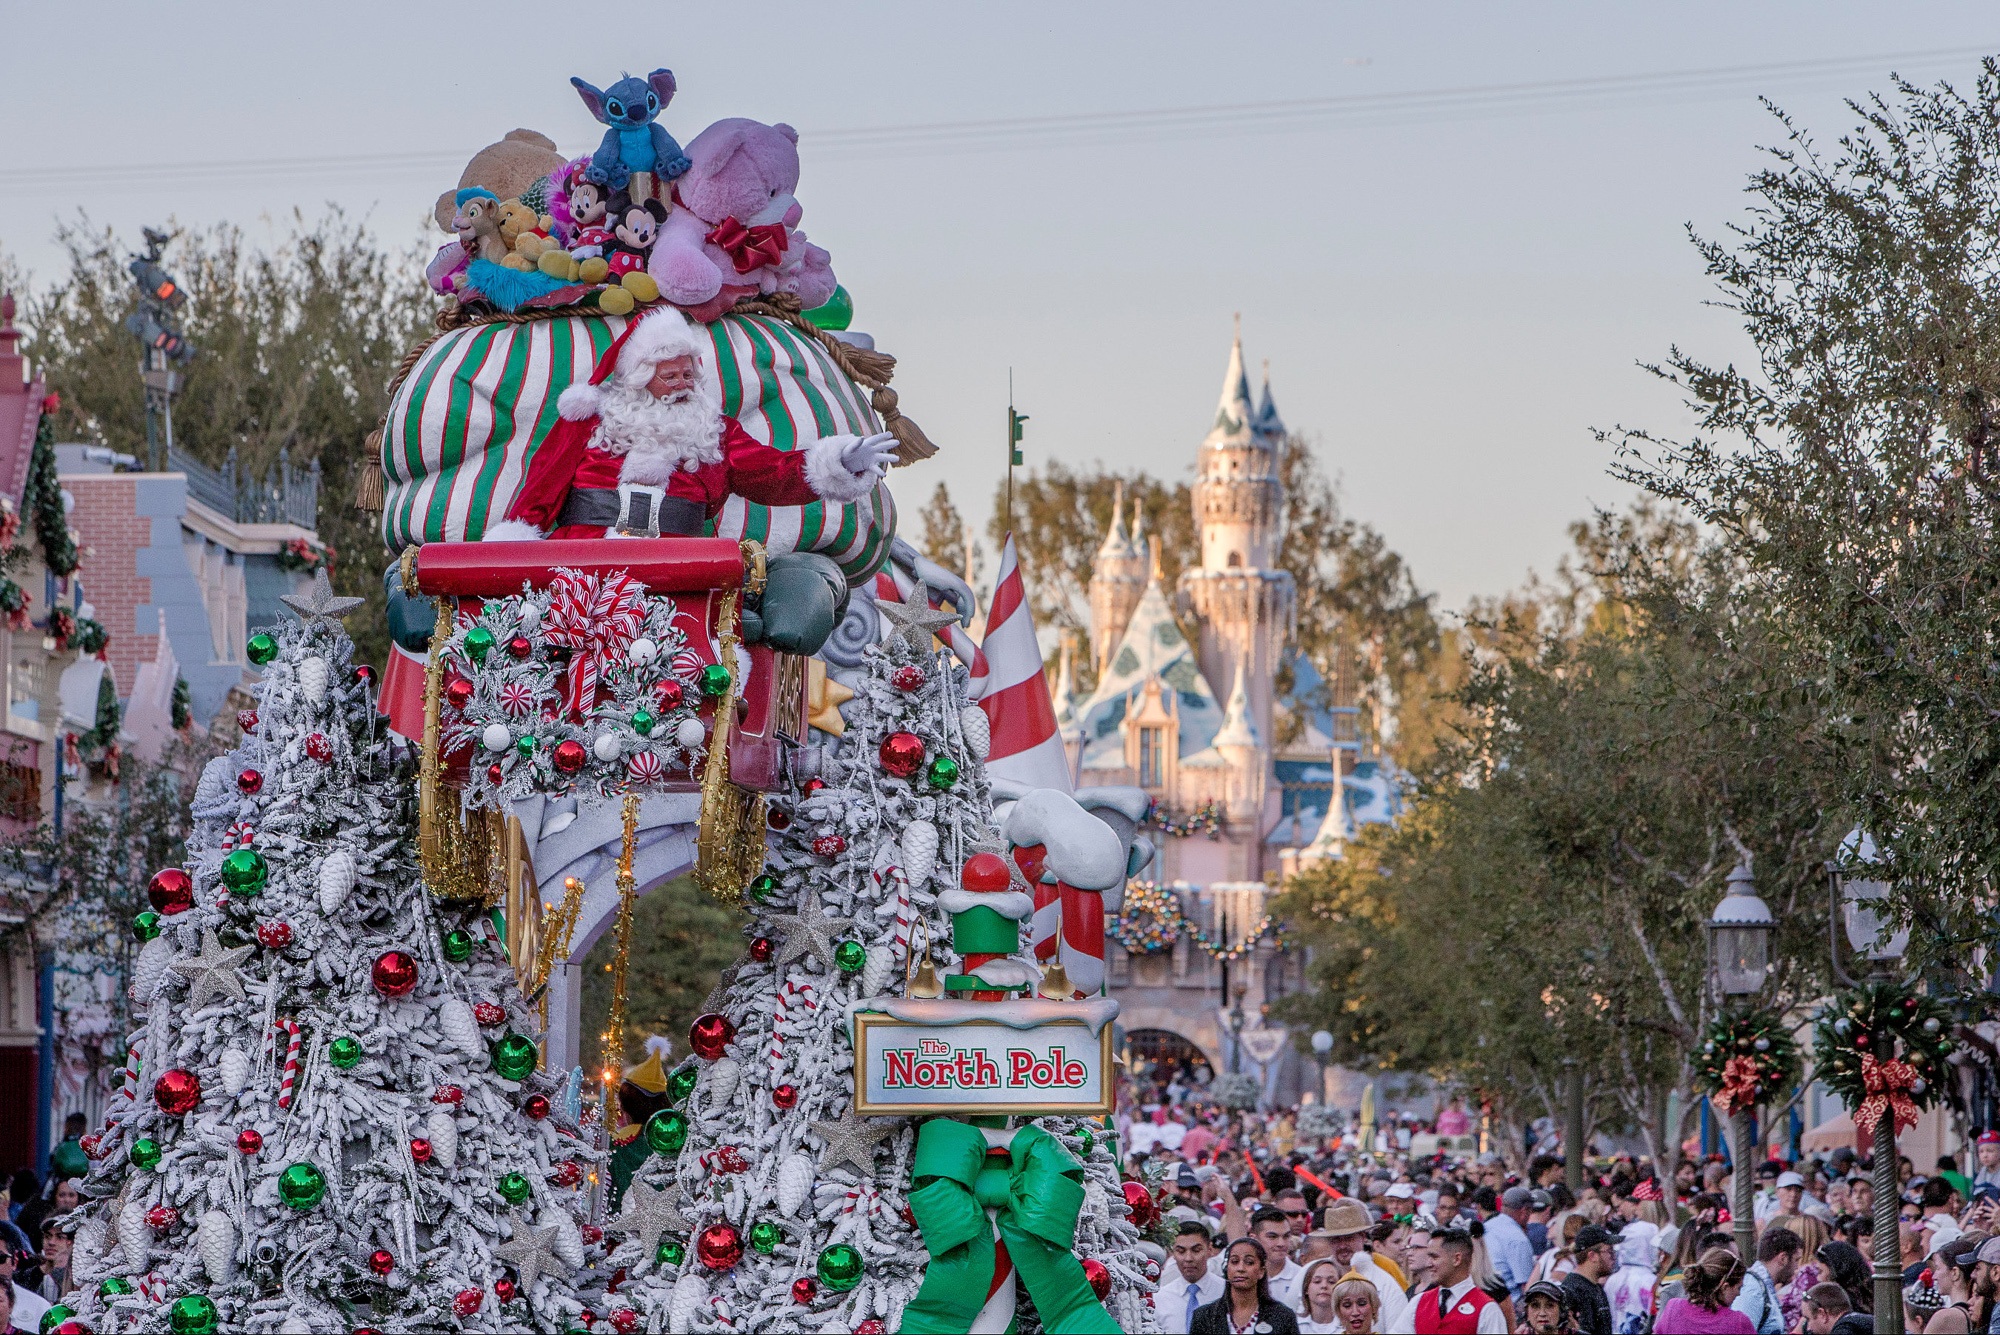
[602,584,1154,1334]
[62,573,605,1335]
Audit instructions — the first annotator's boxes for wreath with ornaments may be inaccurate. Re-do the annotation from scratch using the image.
[1693,1009,1800,1114]
[1812,982,1956,1134]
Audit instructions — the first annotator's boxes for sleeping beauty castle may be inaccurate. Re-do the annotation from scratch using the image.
[1055,325,1406,1097]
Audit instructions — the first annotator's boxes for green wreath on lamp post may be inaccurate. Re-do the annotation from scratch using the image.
[1693,1009,1801,1115]
[1811,981,1954,1131]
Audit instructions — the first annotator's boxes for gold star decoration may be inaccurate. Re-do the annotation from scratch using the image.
[605,1180,693,1256]
[281,569,365,625]
[769,891,853,972]
[167,928,255,1010]
[806,658,855,738]
[873,581,958,656]
[809,1106,903,1176]
[493,1210,569,1292]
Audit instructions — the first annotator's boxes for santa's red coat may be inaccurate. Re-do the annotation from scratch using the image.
[503,413,821,539]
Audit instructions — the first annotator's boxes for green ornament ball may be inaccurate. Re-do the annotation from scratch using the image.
[750,1220,782,1254]
[98,1276,134,1298]
[516,733,538,759]
[668,1065,699,1102]
[134,909,162,941]
[167,1293,220,1335]
[925,754,961,790]
[656,1237,686,1266]
[817,1242,864,1292]
[464,626,496,664]
[277,1161,327,1210]
[40,1306,76,1334]
[498,1170,532,1205]
[492,1031,538,1081]
[1080,1127,1096,1154]
[698,663,731,698]
[834,940,867,975]
[245,633,277,666]
[748,872,779,903]
[645,1109,689,1156]
[219,846,269,896]
[442,928,477,963]
[803,284,854,332]
[329,1036,363,1070]
[632,708,656,737]
[129,1137,162,1170]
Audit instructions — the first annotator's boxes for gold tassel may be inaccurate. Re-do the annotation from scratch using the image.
[693,553,772,902]
[353,432,385,512]
[870,386,938,464]
[418,592,494,902]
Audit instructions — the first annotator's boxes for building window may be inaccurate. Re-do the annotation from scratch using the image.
[1139,726,1164,787]
[1227,551,1241,567]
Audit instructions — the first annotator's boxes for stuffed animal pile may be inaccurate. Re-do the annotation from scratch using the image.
[428,68,842,323]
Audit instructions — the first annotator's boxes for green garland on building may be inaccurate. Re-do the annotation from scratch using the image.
[25,405,77,576]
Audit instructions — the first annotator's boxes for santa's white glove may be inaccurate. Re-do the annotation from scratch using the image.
[839,432,898,481]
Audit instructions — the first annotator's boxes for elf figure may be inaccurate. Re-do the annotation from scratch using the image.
[608,1039,674,1208]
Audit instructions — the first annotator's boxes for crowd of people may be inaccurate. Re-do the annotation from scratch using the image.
[1130,1099,2000,1335]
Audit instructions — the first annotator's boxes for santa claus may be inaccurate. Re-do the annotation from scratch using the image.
[483,306,895,542]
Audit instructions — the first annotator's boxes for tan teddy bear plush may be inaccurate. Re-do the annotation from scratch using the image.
[432,129,567,234]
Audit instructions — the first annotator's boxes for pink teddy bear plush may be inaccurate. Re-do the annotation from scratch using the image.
[649,118,837,322]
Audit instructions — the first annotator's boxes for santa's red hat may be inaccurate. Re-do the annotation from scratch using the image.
[556,307,709,421]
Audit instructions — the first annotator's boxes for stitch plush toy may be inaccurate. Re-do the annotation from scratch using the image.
[570,70,692,192]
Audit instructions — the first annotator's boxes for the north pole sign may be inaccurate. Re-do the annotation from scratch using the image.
[853,1012,1115,1116]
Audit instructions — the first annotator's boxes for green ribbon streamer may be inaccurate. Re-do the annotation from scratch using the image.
[902,1119,1122,1334]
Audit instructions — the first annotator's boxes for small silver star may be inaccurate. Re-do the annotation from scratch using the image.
[768,892,853,971]
[606,1179,693,1256]
[168,928,255,1010]
[281,569,365,625]
[494,1210,568,1292]
[809,1106,902,1177]
[873,581,958,656]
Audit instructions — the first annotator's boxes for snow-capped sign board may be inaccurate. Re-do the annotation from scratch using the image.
[853,1001,1118,1116]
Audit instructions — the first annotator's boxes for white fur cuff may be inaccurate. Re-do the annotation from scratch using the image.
[802,435,880,504]
[557,384,604,421]
[482,519,547,542]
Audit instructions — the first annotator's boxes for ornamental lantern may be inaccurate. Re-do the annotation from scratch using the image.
[1835,827,1909,964]
[1708,859,1774,998]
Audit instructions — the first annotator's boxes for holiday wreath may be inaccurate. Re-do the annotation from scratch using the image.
[1693,1009,1800,1113]
[1811,981,1956,1133]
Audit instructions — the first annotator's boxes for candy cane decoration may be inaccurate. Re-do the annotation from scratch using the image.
[122,1042,142,1102]
[767,980,818,1077]
[276,1020,302,1109]
[874,865,913,964]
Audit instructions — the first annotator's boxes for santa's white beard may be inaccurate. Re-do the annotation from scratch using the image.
[588,375,724,484]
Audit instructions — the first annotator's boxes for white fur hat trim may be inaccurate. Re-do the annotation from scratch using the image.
[557,308,709,421]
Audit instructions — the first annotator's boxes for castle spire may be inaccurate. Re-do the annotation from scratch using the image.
[1206,318,1255,448]
[1096,480,1132,558]
[1254,359,1285,445]
[1213,656,1260,750]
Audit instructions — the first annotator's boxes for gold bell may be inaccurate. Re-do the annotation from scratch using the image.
[1037,958,1075,1000]
[907,956,945,999]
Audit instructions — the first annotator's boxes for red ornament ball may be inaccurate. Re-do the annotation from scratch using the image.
[432,1085,464,1106]
[811,833,847,857]
[1121,1180,1160,1230]
[612,1308,640,1333]
[961,851,1012,893]
[409,1138,433,1164]
[656,679,685,710]
[237,768,264,795]
[792,1277,819,1305]
[236,1128,263,1154]
[237,709,259,733]
[690,1012,736,1060]
[355,664,376,687]
[371,950,419,998]
[507,635,533,660]
[146,1204,180,1231]
[1855,1032,1871,1048]
[369,1248,394,1276]
[453,1289,483,1316]
[154,1068,201,1116]
[766,806,790,831]
[80,1133,103,1161]
[697,1222,744,1271]
[855,1321,886,1335]
[306,732,333,763]
[581,1223,603,1245]
[522,1093,551,1120]
[803,777,827,795]
[445,677,474,709]
[486,763,505,785]
[148,867,195,915]
[772,1083,798,1110]
[1082,1258,1111,1302]
[749,936,774,963]
[256,920,294,950]
[494,1278,517,1303]
[715,1145,750,1174]
[878,731,925,779]
[891,664,927,691]
[552,1160,582,1187]
[473,1001,507,1026]
[552,739,588,774]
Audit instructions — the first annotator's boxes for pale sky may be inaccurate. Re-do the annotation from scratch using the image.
[3,3,1993,612]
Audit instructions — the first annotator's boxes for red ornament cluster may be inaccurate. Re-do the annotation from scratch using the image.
[891,664,927,691]
[811,834,847,857]
[714,1145,749,1175]
[611,1310,640,1333]
[581,1223,603,1245]
[257,921,294,950]
[371,950,419,998]
[432,1085,465,1106]
[146,1205,181,1231]
[473,1001,507,1026]
[1121,1180,1160,1230]
[656,679,685,710]
[878,730,926,778]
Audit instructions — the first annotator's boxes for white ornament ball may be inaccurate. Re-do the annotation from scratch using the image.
[628,637,658,666]
[1913,1077,1927,1095]
[218,1047,252,1095]
[1925,1017,1942,1033]
[317,848,356,916]
[959,705,991,761]
[197,1210,236,1284]
[900,820,939,885]
[482,723,513,752]
[439,998,484,1062]
[675,717,706,749]
[298,655,329,705]
[701,1056,742,1107]
[593,733,621,762]
[427,1108,459,1170]
[518,603,542,633]
[775,1153,814,1216]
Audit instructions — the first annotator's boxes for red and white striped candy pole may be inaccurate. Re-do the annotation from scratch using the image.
[767,980,817,1077]
[122,1044,142,1102]
[277,1020,302,1109]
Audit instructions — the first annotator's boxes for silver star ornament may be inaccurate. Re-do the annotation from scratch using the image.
[810,1106,902,1176]
[768,891,853,971]
[281,569,365,624]
[167,928,255,1010]
[494,1210,569,1292]
[873,580,958,656]
[605,1180,693,1256]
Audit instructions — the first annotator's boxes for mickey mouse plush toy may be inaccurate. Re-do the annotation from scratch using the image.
[606,198,667,277]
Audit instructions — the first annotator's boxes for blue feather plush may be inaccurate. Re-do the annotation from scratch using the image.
[463,259,573,313]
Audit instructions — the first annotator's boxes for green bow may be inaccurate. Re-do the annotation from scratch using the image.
[901,1119,1122,1334]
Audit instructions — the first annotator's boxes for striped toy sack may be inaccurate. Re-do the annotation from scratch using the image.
[378,310,897,585]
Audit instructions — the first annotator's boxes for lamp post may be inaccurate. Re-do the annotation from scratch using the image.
[1709,857,1775,1263]
[1227,984,1247,1076]
[1311,1028,1333,1109]
[1830,828,1911,1335]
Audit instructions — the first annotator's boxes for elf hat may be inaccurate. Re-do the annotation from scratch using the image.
[556,306,708,421]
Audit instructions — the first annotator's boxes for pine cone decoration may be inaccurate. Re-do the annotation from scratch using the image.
[438,998,483,1062]
[959,705,991,761]
[317,849,356,915]
[197,1210,236,1284]
[900,820,939,885]
[427,1108,459,1170]
[299,655,329,705]
[218,1047,251,1095]
[776,1152,814,1216]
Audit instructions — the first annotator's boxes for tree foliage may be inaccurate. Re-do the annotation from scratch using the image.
[580,875,744,1066]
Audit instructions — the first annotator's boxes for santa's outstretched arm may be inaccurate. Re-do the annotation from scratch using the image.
[483,415,591,541]
[724,425,895,506]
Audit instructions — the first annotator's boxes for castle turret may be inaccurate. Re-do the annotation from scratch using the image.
[1087,480,1147,680]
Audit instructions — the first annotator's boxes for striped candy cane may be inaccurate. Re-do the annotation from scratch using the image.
[277,1020,302,1109]
[122,1043,142,1102]
[873,864,913,965]
[767,980,818,1076]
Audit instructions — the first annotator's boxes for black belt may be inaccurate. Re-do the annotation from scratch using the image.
[559,487,706,536]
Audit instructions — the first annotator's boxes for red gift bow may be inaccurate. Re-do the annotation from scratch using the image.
[1714,1055,1765,1114]
[540,567,648,720]
[705,216,789,274]
[1857,1053,1922,1135]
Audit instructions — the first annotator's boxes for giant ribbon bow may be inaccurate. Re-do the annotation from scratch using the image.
[540,566,648,720]
[1714,1055,1764,1114]
[1858,1053,1922,1135]
[705,216,789,274]
[902,1120,1121,1334]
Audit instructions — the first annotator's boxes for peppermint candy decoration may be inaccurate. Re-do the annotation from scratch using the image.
[628,750,665,783]
[498,682,536,717]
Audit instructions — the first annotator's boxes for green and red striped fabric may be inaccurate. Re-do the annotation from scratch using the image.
[379,312,897,584]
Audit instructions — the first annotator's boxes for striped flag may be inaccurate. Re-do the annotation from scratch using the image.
[978,534,1072,793]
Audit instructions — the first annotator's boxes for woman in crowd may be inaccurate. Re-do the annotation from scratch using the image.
[1193,1238,1304,1335]
[1297,1257,1346,1333]
[1530,1215,1589,1286]
[1654,1248,1753,1334]
[1776,1214,1830,1330]
[1922,1237,1982,1334]
[1815,1240,1875,1315]
[1466,1220,1518,1333]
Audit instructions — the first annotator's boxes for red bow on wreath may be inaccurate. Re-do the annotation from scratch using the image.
[1857,1053,1922,1135]
[540,567,648,720]
[1714,1055,1765,1115]
[705,216,789,274]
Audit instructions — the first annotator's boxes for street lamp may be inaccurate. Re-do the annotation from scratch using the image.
[1709,858,1774,1261]
[1311,1029,1333,1108]
[1227,984,1247,1075]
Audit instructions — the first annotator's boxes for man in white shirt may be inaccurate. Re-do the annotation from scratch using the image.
[1251,1207,1307,1310]
[1158,1221,1224,1333]
[1323,1198,1412,1330]
[1390,1228,1509,1334]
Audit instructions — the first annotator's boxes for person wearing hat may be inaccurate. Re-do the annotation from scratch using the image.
[1518,1280,1570,1335]
[1559,1225,1620,1335]
[1388,1228,1507,1334]
[607,1040,674,1207]
[1485,1187,1537,1302]
[1975,1132,2000,1195]
[1752,1162,1785,1226]
[1323,1199,1412,1330]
